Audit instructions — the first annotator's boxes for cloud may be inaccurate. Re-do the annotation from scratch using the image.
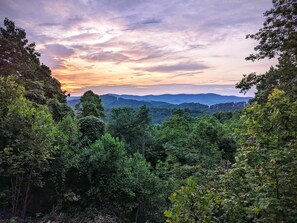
[97,39,169,61]
[64,32,102,42]
[43,44,75,57]
[172,71,204,77]
[0,0,274,96]
[70,44,91,50]
[136,62,210,73]
[133,72,152,77]
[77,39,170,63]
[61,15,87,29]
[27,34,56,44]
[124,17,162,30]
[39,44,75,69]
[38,22,60,27]
[140,18,162,25]
[81,51,131,63]
[40,56,66,69]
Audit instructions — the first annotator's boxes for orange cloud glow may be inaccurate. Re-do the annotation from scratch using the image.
[1,0,276,96]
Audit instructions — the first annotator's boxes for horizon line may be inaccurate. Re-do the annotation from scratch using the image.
[67,92,253,98]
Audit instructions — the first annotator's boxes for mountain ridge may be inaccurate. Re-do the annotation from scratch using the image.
[67,94,249,123]
[68,93,252,106]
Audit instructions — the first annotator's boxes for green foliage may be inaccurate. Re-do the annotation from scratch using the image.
[61,134,165,222]
[0,77,57,216]
[246,0,297,64]
[187,118,223,168]
[230,4,297,220]
[222,89,297,222]
[165,177,222,223]
[2,8,296,222]
[53,114,82,181]
[108,107,135,142]
[159,109,193,148]
[74,90,106,145]
[0,18,40,77]
[0,76,24,124]
[221,2,297,221]
[165,2,297,221]
[159,112,237,223]
[237,0,297,102]
[0,18,240,222]
[135,105,152,157]
[59,134,127,212]
[0,78,242,222]
[57,114,81,152]
[237,59,297,102]
[0,18,70,122]
[78,116,105,144]
[122,153,166,222]
[158,114,235,182]
[108,106,152,155]
[75,90,104,119]
[165,87,297,223]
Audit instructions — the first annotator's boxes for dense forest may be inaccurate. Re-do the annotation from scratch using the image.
[0,0,296,222]
[68,94,249,123]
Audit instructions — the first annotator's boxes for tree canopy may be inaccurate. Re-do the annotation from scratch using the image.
[75,90,105,119]
[246,0,297,64]
[237,0,297,102]
[0,18,70,122]
[166,1,297,222]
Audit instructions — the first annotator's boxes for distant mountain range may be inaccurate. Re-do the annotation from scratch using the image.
[68,93,251,107]
[110,93,251,105]
[67,93,251,123]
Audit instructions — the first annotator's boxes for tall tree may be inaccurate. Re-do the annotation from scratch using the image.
[222,89,297,222]
[227,1,297,221]
[165,1,297,222]
[75,90,105,144]
[0,77,57,217]
[236,0,297,102]
[135,105,152,157]
[79,116,105,144]
[0,18,71,121]
[0,18,40,78]
[108,106,152,155]
[245,0,297,64]
[75,90,104,119]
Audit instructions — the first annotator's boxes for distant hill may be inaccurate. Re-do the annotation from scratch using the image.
[107,93,252,105]
[68,93,251,106]
[67,93,250,123]
[67,94,178,109]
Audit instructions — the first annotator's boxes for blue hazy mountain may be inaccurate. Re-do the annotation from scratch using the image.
[67,94,250,123]
[67,94,179,109]
[107,93,251,105]
[68,93,251,106]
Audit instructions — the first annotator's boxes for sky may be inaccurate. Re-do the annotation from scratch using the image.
[0,0,276,96]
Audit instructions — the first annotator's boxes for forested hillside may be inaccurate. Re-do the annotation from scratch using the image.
[68,95,247,123]
[68,93,251,106]
[0,0,296,222]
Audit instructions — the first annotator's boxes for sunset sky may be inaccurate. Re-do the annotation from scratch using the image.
[0,0,276,96]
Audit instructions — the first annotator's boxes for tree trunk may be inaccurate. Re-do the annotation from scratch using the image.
[141,141,145,158]
[22,173,32,218]
[135,204,139,223]
[11,176,17,215]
